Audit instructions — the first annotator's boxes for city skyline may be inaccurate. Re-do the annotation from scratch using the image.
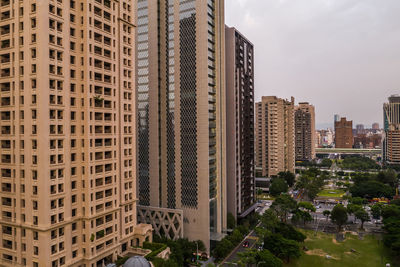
[226,0,400,127]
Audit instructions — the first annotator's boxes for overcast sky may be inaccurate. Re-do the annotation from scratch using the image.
[225,0,400,129]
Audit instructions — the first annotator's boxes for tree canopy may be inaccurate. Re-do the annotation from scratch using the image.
[355,208,370,230]
[331,204,348,232]
[278,171,296,187]
[271,194,297,222]
[270,178,289,197]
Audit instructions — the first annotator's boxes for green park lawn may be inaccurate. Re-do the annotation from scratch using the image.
[317,189,346,198]
[285,230,393,267]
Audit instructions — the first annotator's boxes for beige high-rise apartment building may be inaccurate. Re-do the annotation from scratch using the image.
[295,102,316,161]
[255,96,295,177]
[0,1,151,266]
[136,0,227,252]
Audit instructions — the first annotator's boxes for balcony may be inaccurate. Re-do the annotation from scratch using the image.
[2,197,12,206]
[1,68,10,78]
[104,164,112,172]
[2,240,12,250]
[94,6,102,17]
[94,60,102,69]
[1,126,10,134]
[104,189,112,197]
[95,126,103,134]
[94,19,102,30]
[1,154,11,164]
[1,169,11,178]
[104,139,112,146]
[0,0,10,7]
[0,24,10,35]
[2,226,12,235]
[1,140,10,148]
[94,32,102,43]
[95,165,103,174]
[95,113,103,121]
[1,111,10,121]
[1,11,10,21]
[0,82,10,91]
[1,183,11,192]
[0,53,10,63]
[104,36,111,46]
[104,113,112,121]
[1,39,10,49]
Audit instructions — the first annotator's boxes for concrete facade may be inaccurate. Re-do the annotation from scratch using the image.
[136,0,227,252]
[225,26,255,220]
[295,102,316,161]
[0,0,152,266]
[255,96,295,177]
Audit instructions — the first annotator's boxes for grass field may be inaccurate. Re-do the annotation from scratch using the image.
[317,189,346,198]
[285,230,393,267]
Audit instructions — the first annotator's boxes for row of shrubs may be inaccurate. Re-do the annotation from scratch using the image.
[114,242,167,266]
[143,242,168,261]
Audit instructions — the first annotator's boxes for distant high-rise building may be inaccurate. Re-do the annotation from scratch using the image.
[226,26,255,220]
[136,0,227,251]
[295,103,316,161]
[0,1,153,266]
[334,114,341,123]
[335,117,354,148]
[383,95,400,164]
[372,123,380,130]
[356,124,365,134]
[256,96,295,177]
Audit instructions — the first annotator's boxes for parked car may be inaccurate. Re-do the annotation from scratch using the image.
[243,241,249,248]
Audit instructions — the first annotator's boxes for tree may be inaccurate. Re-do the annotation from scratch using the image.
[227,212,236,229]
[271,194,297,222]
[371,204,382,220]
[228,229,244,245]
[355,208,370,230]
[377,169,398,187]
[382,205,400,256]
[349,197,367,206]
[298,202,316,213]
[263,233,301,263]
[291,209,312,226]
[350,180,395,199]
[292,202,315,226]
[270,178,288,197]
[321,158,333,168]
[323,210,331,221]
[260,209,279,232]
[306,183,320,201]
[347,204,362,217]
[274,222,306,243]
[391,199,400,206]
[278,171,296,187]
[212,238,233,261]
[331,204,348,232]
[238,249,283,267]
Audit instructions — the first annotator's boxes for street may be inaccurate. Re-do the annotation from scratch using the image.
[221,228,259,266]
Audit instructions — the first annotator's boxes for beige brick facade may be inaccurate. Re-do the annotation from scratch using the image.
[0,0,150,266]
[255,96,295,177]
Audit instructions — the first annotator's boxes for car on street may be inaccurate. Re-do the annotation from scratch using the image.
[243,241,249,248]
